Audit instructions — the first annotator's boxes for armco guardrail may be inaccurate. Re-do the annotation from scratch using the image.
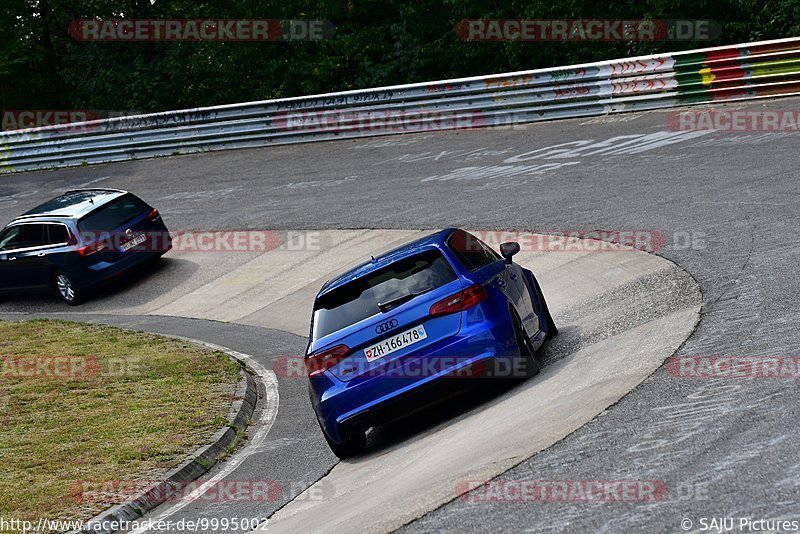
[2,37,800,173]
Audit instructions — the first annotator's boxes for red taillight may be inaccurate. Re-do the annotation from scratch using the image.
[147,209,161,222]
[77,241,106,257]
[306,344,350,377]
[429,284,487,317]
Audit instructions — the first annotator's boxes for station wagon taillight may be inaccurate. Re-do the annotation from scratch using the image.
[147,209,161,222]
[306,345,350,377]
[77,241,107,257]
[429,284,487,317]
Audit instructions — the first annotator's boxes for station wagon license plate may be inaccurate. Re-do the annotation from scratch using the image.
[120,232,146,252]
[364,325,427,362]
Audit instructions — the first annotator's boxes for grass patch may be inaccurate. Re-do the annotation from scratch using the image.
[0,319,242,527]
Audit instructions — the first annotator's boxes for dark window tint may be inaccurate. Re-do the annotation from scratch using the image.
[446,230,501,271]
[0,224,47,250]
[313,250,457,340]
[0,227,21,251]
[47,224,69,245]
[79,194,150,233]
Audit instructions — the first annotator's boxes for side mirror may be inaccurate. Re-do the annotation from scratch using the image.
[500,242,520,264]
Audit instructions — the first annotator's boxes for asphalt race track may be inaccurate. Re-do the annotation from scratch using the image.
[0,232,701,534]
[2,96,799,533]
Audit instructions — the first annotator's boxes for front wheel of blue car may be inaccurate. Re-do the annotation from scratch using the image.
[322,425,367,460]
[530,275,558,340]
[511,309,540,379]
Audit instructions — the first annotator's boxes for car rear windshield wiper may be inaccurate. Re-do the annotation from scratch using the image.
[377,287,433,312]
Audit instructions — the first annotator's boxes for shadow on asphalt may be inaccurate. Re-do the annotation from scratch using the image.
[348,324,581,462]
[0,257,198,312]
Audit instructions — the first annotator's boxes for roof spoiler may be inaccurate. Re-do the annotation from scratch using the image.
[63,188,127,194]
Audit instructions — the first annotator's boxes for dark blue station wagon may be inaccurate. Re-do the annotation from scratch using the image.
[0,189,171,305]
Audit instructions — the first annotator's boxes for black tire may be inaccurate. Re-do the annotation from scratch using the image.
[511,308,540,379]
[322,425,367,459]
[530,274,558,339]
[53,270,83,306]
[543,306,557,340]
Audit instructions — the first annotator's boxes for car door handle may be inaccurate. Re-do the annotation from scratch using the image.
[37,252,46,257]
[9,257,17,261]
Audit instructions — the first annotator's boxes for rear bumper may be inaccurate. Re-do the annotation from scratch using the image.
[76,223,172,288]
[310,313,520,444]
[74,246,169,289]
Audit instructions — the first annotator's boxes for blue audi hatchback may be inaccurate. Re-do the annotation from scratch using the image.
[0,189,171,305]
[306,228,557,458]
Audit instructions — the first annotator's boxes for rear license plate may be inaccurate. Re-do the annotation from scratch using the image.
[120,232,146,252]
[364,325,427,363]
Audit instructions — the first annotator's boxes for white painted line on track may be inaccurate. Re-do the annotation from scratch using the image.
[128,339,280,534]
[50,175,111,193]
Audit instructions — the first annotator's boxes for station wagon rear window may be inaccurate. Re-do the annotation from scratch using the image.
[312,250,457,340]
[78,194,150,233]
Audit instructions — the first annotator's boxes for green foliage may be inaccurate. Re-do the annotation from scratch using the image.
[1,0,798,112]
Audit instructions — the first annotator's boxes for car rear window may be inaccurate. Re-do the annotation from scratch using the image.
[79,194,150,233]
[313,249,457,340]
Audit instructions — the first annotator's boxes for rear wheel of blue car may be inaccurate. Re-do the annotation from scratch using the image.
[53,270,83,306]
[322,425,367,459]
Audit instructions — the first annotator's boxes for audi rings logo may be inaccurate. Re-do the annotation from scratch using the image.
[375,319,399,334]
